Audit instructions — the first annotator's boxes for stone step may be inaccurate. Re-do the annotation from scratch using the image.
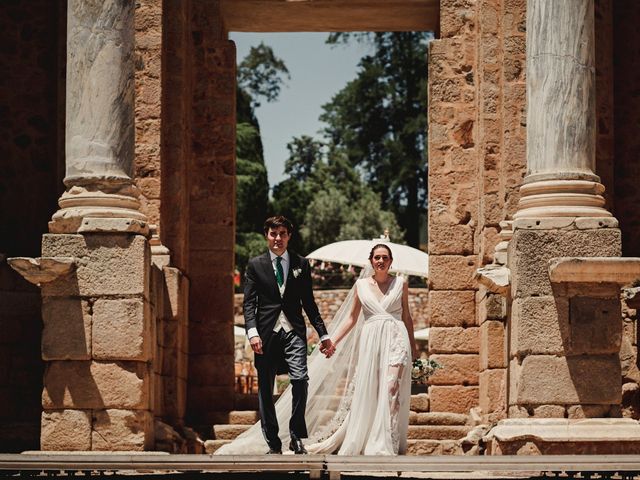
[410,393,429,412]
[204,439,231,454]
[407,425,472,440]
[409,412,468,426]
[406,439,463,456]
[228,410,260,425]
[213,424,251,440]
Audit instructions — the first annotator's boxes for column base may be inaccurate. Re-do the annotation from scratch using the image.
[49,184,148,235]
[514,178,612,219]
[484,418,640,455]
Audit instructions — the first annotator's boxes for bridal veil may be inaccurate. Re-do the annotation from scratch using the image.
[215,265,375,455]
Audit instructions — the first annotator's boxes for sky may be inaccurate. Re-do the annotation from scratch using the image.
[230,32,371,188]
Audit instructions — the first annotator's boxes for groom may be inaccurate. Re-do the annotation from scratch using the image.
[244,216,335,454]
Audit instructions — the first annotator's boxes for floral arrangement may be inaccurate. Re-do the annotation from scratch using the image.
[411,358,442,384]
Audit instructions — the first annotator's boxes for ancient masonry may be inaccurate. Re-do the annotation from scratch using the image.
[1,0,640,454]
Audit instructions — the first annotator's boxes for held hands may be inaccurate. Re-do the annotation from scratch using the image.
[319,338,336,358]
[249,336,263,355]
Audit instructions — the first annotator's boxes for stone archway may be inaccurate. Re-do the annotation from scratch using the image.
[157,0,441,432]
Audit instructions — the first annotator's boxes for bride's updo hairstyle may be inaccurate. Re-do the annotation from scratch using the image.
[368,243,393,261]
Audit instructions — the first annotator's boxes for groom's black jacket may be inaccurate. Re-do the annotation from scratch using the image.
[243,251,328,348]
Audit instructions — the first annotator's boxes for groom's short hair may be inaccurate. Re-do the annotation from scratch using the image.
[264,216,294,235]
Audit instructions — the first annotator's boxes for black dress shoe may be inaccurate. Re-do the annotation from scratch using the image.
[266,447,282,454]
[289,438,308,454]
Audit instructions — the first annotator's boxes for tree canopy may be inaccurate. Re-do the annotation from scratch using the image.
[320,32,430,247]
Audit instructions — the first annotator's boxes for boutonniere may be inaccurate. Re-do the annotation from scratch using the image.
[292,268,302,279]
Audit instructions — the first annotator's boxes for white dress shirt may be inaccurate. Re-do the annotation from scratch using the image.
[247,250,329,342]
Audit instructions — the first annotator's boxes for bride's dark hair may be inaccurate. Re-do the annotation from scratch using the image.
[368,243,393,260]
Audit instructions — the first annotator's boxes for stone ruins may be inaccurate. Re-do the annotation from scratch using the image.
[1,0,639,456]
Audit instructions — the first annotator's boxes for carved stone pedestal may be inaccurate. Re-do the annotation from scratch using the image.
[508,218,622,416]
[36,233,153,450]
[485,418,640,455]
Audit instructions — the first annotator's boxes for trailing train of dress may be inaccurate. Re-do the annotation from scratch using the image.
[215,267,411,456]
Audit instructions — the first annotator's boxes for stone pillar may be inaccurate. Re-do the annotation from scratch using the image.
[491,0,640,455]
[50,0,147,235]
[37,0,153,450]
[514,0,609,220]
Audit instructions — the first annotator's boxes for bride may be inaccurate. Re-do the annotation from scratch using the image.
[216,243,418,455]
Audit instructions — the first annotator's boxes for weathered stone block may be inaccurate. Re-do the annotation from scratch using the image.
[511,296,567,357]
[509,228,621,298]
[532,405,566,418]
[410,412,468,425]
[188,354,235,386]
[429,385,479,414]
[92,409,153,450]
[566,404,610,419]
[429,327,479,354]
[568,297,622,355]
[479,369,506,415]
[480,320,506,369]
[92,298,151,361]
[189,320,235,355]
[429,256,479,291]
[41,409,91,451]
[43,361,150,410]
[429,224,474,255]
[477,289,507,321]
[516,355,621,405]
[410,393,430,412]
[41,234,149,297]
[430,354,479,385]
[428,290,476,327]
[41,298,91,360]
[163,266,187,320]
[407,425,472,440]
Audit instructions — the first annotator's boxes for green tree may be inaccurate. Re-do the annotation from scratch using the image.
[235,43,289,274]
[274,135,404,253]
[321,32,430,248]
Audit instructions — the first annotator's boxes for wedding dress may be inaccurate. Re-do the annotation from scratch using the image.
[216,267,412,456]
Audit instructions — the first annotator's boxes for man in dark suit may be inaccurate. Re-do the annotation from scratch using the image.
[244,216,335,454]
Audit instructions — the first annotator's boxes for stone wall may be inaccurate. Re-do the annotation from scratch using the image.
[427,0,527,418]
[427,0,481,415]
[474,0,526,422]
[135,0,163,232]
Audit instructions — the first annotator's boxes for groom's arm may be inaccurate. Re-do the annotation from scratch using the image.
[243,260,262,354]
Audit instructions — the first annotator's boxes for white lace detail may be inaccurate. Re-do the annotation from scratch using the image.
[307,372,357,445]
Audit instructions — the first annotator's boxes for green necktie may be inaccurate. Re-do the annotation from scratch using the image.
[275,256,284,287]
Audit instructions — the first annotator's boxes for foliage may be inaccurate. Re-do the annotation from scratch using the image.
[235,44,289,274]
[236,123,269,233]
[273,135,404,254]
[238,42,290,108]
[320,32,431,247]
[235,232,268,278]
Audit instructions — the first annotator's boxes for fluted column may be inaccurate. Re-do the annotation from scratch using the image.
[514,0,611,219]
[50,0,147,234]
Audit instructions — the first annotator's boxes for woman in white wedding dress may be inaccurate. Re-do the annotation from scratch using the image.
[216,244,418,456]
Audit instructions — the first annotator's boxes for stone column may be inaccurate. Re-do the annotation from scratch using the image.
[50,0,148,235]
[489,0,640,455]
[37,0,153,450]
[514,0,610,220]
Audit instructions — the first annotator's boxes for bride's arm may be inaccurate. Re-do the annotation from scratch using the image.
[401,278,419,360]
[330,291,362,347]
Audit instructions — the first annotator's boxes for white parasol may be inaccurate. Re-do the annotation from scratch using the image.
[306,233,428,278]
